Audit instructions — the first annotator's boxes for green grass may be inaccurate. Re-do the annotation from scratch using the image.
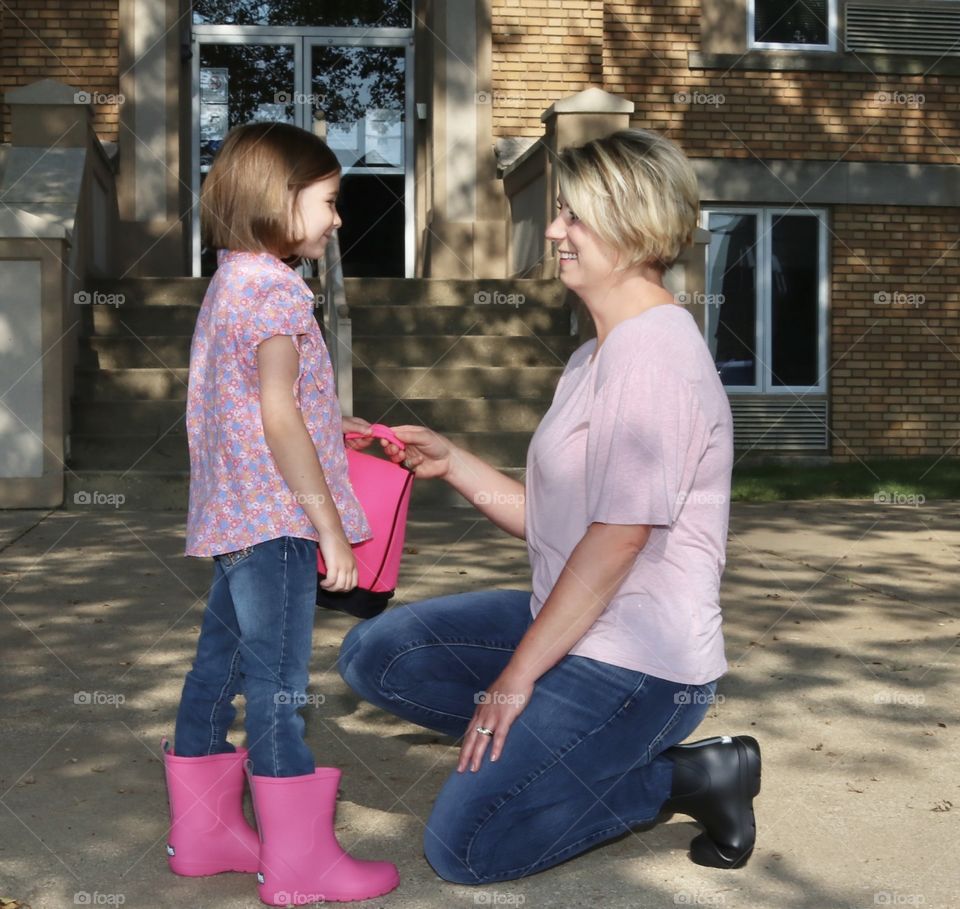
[730,457,960,502]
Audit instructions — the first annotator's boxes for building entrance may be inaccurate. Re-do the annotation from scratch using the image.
[190,1,414,276]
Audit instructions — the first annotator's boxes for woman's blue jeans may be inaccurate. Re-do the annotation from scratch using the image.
[338,588,717,884]
[174,536,319,777]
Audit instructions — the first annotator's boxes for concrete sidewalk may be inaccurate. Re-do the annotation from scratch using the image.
[0,502,957,909]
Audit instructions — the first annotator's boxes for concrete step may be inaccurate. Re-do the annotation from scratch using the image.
[75,367,190,400]
[354,366,563,399]
[90,277,568,310]
[72,400,186,435]
[351,397,553,432]
[78,334,574,370]
[75,366,563,401]
[89,277,211,307]
[348,305,571,337]
[342,277,567,307]
[63,468,524,512]
[91,304,200,336]
[73,397,553,436]
[68,431,532,472]
[88,278,567,309]
[352,335,574,368]
[88,302,572,339]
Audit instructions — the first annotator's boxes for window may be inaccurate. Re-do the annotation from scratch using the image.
[192,0,412,28]
[748,0,838,51]
[703,208,828,394]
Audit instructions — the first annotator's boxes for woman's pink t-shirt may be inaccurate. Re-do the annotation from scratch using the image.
[185,250,370,557]
[525,304,733,685]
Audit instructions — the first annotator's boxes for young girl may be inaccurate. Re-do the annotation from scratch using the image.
[162,122,399,905]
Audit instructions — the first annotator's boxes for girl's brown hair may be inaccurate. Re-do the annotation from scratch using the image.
[200,122,341,258]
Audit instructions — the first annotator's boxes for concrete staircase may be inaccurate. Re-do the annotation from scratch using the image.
[65,277,575,510]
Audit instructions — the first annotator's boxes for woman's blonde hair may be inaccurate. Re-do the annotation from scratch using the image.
[201,122,340,258]
[556,128,699,272]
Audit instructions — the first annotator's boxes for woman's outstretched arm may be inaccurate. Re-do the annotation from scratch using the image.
[379,424,527,540]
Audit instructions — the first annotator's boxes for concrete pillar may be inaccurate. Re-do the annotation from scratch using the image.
[424,0,506,278]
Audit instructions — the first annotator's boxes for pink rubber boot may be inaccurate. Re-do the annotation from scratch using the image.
[161,738,260,876]
[248,768,400,905]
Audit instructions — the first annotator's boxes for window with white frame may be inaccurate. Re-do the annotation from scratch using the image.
[748,0,838,51]
[702,208,829,393]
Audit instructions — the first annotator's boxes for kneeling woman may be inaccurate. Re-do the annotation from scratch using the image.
[339,128,760,884]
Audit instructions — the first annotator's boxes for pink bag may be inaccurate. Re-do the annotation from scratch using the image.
[317,424,413,609]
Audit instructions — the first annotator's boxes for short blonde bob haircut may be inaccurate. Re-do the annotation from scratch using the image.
[556,128,699,273]
[201,122,340,259]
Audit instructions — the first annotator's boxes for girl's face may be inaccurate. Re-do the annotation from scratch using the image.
[545,195,619,293]
[291,173,342,259]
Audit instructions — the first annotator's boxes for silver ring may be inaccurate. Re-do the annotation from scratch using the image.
[475,726,494,737]
[403,458,413,469]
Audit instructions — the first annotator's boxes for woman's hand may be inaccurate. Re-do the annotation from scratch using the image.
[381,425,454,480]
[457,670,533,773]
[318,531,358,592]
[342,416,374,451]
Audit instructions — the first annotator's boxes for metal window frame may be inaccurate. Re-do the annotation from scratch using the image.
[702,206,830,396]
[747,0,839,51]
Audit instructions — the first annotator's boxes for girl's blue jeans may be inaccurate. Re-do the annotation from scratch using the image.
[174,536,318,777]
[338,588,717,884]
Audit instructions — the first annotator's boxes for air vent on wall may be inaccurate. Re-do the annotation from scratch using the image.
[845,3,960,56]
[730,395,829,452]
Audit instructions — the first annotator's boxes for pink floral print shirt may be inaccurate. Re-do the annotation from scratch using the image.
[185,250,370,557]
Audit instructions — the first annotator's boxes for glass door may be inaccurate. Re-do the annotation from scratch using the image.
[193,38,301,275]
[190,23,413,277]
[308,40,411,277]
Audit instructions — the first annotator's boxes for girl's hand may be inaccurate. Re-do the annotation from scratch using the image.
[342,416,374,451]
[457,670,533,773]
[381,425,453,480]
[318,532,358,592]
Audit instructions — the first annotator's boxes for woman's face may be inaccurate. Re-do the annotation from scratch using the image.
[545,195,618,293]
[291,173,342,260]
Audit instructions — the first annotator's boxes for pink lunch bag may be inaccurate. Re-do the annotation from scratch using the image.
[317,423,414,618]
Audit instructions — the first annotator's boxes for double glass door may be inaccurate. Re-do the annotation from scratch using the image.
[191,25,413,277]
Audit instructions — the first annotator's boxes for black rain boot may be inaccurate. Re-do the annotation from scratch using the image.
[661,735,761,869]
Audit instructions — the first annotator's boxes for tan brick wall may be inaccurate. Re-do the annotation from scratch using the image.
[490,0,605,136]
[492,1,960,165]
[0,0,121,144]
[831,206,960,459]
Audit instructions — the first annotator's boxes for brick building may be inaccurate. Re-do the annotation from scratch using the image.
[1,0,958,475]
